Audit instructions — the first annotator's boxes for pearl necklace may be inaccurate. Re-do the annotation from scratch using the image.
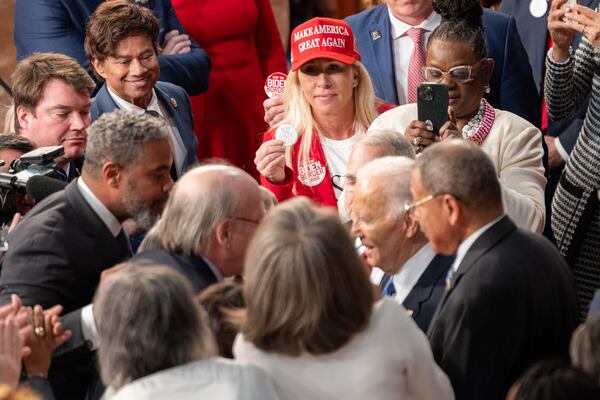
[461,98,496,145]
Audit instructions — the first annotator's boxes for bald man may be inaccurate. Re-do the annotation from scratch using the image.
[130,164,265,293]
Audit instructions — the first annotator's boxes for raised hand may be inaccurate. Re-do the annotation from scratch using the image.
[255,139,286,183]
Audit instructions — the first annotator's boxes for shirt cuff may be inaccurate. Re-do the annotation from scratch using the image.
[80,304,100,350]
[547,46,573,65]
[555,137,570,161]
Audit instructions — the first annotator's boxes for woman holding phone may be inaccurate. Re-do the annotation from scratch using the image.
[370,0,545,233]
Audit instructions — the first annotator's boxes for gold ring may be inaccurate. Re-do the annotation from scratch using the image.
[413,137,419,146]
[34,325,45,338]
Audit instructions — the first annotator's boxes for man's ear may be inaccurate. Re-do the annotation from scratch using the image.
[443,194,462,227]
[404,211,420,239]
[214,218,232,248]
[16,106,33,133]
[103,162,122,189]
[91,58,107,81]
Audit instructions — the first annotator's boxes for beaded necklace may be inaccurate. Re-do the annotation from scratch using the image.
[461,98,496,145]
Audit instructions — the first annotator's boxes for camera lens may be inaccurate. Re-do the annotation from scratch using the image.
[418,85,433,101]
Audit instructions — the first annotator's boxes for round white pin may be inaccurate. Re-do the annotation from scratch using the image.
[264,72,287,99]
[275,124,298,147]
[530,0,548,18]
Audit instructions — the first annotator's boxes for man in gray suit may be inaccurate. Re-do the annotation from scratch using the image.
[409,140,578,400]
[0,110,174,399]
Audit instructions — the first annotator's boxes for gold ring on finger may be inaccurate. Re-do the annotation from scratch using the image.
[34,325,45,338]
[413,137,419,146]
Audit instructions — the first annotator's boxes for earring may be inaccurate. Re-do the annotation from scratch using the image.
[353,82,358,88]
[484,85,490,94]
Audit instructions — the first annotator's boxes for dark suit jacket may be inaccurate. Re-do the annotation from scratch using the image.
[500,0,600,152]
[380,253,453,332]
[427,216,579,400]
[91,81,198,176]
[0,180,131,400]
[14,0,211,96]
[346,5,540,126]
[130,249,219,294]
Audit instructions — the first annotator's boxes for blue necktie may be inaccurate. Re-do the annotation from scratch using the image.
[383,276,396,297]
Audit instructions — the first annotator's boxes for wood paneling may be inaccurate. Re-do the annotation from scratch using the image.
[0,0,15,132]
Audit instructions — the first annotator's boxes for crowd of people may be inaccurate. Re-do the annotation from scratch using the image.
[1,0,600,399]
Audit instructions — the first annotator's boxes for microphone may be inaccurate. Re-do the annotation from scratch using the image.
[26,175,67,202]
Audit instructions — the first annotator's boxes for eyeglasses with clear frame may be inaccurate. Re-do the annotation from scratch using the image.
[404,194,437,214]
[422,58,488,84]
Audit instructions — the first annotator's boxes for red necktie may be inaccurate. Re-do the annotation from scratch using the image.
[407,27,426,104]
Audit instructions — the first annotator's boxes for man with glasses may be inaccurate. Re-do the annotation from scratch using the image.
[351,155,453,332]
[409,139,578,400]
[131,164,265,293]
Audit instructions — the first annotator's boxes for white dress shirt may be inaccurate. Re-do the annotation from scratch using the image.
[388,9,441,105]
[106,87,187,176]
[392,243,436,303]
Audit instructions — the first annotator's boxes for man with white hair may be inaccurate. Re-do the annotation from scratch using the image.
[351,155,453,332]
[341,128,415,221]
[131,164,265,293]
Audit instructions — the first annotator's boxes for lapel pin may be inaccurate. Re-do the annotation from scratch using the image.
[170,97,178,107]
[371,30,382,41]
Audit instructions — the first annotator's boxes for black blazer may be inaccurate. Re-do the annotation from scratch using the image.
[403,254,453,332]
[131,249,219,294]
[0,180,131,399]
[427,216,579,400]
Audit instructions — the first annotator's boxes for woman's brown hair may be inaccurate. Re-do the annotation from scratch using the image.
[242,197,374,356]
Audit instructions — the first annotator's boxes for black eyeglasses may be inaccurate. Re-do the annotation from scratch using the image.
[231,216,261,225]
[423,58,488,84]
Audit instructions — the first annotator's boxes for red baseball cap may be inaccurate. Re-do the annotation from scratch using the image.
[290,17,361,71]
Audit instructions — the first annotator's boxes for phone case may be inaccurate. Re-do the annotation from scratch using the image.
[417,83,449,134]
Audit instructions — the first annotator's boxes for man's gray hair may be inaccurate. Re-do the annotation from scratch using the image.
[357,156,415,217]
[140,165,241,255]
[96,264,217,390]
[84,110,169,176]
[361,128,416,159]
[414,140,501,210]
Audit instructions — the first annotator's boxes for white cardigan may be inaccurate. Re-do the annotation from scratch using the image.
[103,358,281,400]
[369,103,546,233]
[234,298,454,400]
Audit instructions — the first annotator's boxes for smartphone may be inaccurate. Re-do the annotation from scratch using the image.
[417,83,449,135]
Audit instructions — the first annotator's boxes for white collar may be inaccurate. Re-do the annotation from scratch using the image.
[388,8,441,40]
[392,242,436,303]
[451,214,505,274]
[106,86,163,116]
[76,177,122,237]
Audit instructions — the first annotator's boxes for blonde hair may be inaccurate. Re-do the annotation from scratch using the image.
[570,315,600,385]
[281,61,377,170]
[242,197,374,356]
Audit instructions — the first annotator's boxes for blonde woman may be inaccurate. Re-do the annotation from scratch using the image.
[255,17,391,207]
